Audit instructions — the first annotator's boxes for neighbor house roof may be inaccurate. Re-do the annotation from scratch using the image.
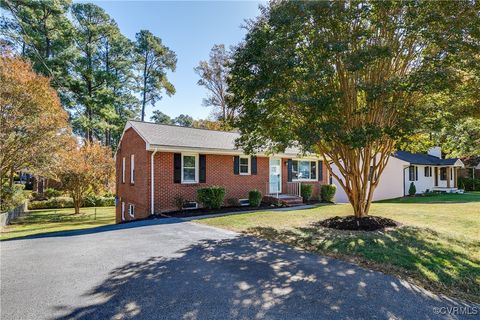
[393,150,461,166]
[461,156,480,168]
[125,120,302,156]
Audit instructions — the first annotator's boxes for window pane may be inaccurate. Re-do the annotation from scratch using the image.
[183,168,196,181]
[292,161,298,179]
[240,165,249,173]
[240,157,249,165]
[299,161,310,179]
[409,166,415,181]
[183,155,195,168]
[311,162,317,180]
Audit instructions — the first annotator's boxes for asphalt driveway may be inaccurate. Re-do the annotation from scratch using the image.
[1,218,477,320]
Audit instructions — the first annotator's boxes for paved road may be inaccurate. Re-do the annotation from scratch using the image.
[1,219,477,320]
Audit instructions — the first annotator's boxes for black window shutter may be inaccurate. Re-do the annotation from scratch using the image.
[233,156,240,175]
[199,154,206,183]
[174,153,181,183]
[287,159,293,182]
[415,166,418,181]
[318,160,323,181]
[310,161,317,180]
[251,156,257,175]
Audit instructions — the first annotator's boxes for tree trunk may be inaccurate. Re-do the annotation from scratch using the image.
[141,51,148,122]
[319,142,393,219]
[74,201,80,214]
[73,197,81,215]
[9,167,14,188]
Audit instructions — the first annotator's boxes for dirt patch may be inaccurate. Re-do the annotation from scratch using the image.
[318,215,400,231]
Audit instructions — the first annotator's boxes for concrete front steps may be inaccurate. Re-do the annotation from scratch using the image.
[263,194,304,207]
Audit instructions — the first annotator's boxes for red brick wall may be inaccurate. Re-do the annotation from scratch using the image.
[115,128,149,223]
[151,152,270,213]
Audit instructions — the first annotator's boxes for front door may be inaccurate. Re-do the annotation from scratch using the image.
[269,158,282,194]
[434,167,439,186]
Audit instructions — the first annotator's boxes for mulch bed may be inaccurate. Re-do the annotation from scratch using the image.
[164,203,274,218]
[318,215,400,231]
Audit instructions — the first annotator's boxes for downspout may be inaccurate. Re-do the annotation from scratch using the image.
[151,149,159,215]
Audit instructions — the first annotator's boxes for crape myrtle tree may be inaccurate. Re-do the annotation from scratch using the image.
[229,1,477,218]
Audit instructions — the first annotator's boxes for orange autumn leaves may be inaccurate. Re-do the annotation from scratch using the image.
[0,53,69,179]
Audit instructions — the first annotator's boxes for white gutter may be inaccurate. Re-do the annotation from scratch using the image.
[151,149,159,215]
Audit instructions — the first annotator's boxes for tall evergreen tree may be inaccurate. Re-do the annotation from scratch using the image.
[70,3,135,145]
[0,0,75,96]
[135,30,176,121]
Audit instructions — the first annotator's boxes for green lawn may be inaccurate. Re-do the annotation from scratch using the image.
[0,206,115,241]
[197,193,480,303]
[377,191,480,203]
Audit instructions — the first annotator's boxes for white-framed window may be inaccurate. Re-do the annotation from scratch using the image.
[440,167,447,180]
[121,201,125,221]
[239,156,250,175]
[122,157,126,183]
[409,166,418,181]
[128,203,135,217]
[424,166,431,177]
[181,153,198,183]
[292,160,317,181]
[130,154,135,184]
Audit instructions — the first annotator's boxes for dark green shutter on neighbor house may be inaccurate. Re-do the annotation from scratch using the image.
[318,160,323,181]
[199,154,206,183]
[233,156,240,175]
[287,159,293,182]
[251,156,257,175]
[174,153,181,183]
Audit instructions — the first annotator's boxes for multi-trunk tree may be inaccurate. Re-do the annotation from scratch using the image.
[229,1,477,218]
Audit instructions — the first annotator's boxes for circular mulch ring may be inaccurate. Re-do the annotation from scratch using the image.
[318,215,400,231]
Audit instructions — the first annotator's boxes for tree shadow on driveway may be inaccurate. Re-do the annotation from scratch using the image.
[53,236,476,320]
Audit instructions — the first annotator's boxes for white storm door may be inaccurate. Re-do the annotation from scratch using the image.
[269,158,282,194]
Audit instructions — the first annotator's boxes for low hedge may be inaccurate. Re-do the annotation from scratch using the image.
[44,188,62,199]
[321,184,337,202]
[249,190,262,207]
[197,186,226,209]
[300,184,313,201]
[28,196,115,210]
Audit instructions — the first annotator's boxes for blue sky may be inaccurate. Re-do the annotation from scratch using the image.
[92,1,264,121]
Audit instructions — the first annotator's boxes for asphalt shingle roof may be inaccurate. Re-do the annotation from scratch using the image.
[393,150,459,166]
[129,121,301,155]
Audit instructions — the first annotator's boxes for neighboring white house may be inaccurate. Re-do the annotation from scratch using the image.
[332,147,465,203]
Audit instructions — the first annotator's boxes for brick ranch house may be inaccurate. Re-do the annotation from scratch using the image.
[115,121,328,223]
